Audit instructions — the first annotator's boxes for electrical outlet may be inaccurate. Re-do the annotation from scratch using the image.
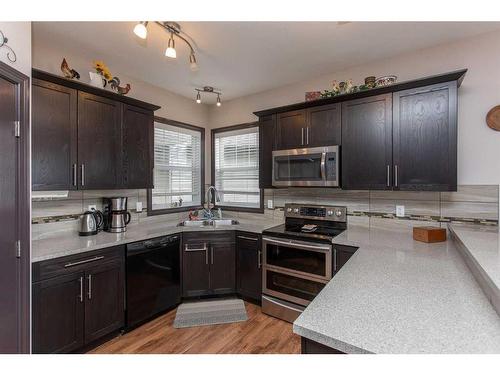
[88,204,97,211]
[396,205,405,217]
[267,199,274,209]
[136,202,143,213]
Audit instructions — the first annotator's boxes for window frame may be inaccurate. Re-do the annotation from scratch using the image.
[147,116,205,216]
[211,122,264,213]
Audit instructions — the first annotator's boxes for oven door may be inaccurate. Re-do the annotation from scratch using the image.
[262,267,328,306]
[272,146,339,187]
[262,236,332,281]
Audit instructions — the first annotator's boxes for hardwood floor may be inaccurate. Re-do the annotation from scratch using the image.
[90,302,301,354]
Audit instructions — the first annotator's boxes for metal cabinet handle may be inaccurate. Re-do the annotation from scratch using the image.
[386,165,390,187]
[72,164,77,187]
[211,247,214,265]
[394,165,399,188]
[184,244,208,252]
[301,128,304,145]
[206,246,209,265]
[237,235,258,241]
[78,276,83,302]
[258,250,262,269]
[87,274,92,300]
[81,164,85,187]
[306,127,310,145]
[333,248,337,272]
[64,255,104,268]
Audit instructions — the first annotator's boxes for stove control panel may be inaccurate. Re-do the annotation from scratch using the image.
[284,204,347,222]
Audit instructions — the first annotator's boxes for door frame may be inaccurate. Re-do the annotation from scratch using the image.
[0,61,30,353]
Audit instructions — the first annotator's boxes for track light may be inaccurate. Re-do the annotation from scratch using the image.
[165,33,177,58]
[216,94,221,107]
[196,91,201,104]
[133,22,148,39]
[195,87,222,107]
[189,52,198,71]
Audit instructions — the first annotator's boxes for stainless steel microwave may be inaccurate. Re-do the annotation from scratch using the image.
[272,146,339,187]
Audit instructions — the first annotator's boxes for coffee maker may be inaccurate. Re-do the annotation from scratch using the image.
[103,197,131,233]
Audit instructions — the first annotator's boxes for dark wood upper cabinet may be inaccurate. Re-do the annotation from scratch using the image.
[77,92,122,189]
[31,70,160,191]
[341,94,393,190]
[83,259,125,344]
[121,104,154,189]
[393,82,457,191]
[306,103,341,147]
[236,233,262,301]
[32,79,78,191]
[259,114,276,189]
[276,109,307,150]
[32,272,85,354]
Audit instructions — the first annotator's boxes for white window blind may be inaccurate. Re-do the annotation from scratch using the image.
[151,122,202,211]
[214,126,260,208]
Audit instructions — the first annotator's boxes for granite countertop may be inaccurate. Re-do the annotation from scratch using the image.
[293,223,500,354]
[32,217,282,263]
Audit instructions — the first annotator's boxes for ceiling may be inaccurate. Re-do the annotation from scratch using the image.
[32,22,500,103]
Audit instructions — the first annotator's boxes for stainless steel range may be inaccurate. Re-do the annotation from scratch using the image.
[261,203,347,322]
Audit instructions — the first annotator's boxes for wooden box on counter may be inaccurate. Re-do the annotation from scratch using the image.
[413,226,447,243]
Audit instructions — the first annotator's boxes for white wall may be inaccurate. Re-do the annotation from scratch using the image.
[207,29,500,186]
[0,22,31,76]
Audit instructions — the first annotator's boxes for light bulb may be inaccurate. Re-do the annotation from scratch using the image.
[133,22,148,39]
[196,92,201,104]
[165,33,177,58]
[189,52,198,71]
[216,94,221,107]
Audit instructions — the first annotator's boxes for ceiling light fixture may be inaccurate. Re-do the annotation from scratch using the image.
[195,87,222,107]
[133,21,148,39]
[133,21,199,70]
[165,32,176,58]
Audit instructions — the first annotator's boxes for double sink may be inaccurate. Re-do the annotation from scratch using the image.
[177,219,240,228]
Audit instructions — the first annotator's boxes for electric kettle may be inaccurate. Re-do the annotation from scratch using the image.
[78,209,104,236]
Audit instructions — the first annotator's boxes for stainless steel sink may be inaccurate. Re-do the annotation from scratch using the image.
[177,219,239,227]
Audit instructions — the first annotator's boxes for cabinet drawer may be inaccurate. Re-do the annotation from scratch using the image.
[33,246,125,282]
[182,231,235,245]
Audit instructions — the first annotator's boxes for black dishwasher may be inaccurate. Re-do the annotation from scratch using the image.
[126,234,181,329]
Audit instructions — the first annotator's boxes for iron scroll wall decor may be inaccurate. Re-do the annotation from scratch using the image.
[0,30,17,63]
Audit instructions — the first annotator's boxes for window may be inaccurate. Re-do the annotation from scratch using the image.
[148,118,204,214]
[212,124,262,211]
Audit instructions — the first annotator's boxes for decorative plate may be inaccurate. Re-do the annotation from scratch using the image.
[486,105,500,131]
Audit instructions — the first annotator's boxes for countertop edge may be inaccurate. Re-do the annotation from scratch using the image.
[448,225,500,317]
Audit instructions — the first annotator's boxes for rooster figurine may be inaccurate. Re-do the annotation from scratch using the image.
[108,76,131,95]
[60,58,80,80]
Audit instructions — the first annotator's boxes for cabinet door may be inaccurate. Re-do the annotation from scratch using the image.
[341,94,393,190]
[84,260,125,344]
[182,242,210,297]
[259,115,276,189]
[210,242,236,294]
[393,82,457,191]
[77,92,122,189]
[32,272,84,354]
[276,110,307,150]
[306,103,341,147]
[32,79,77,190]
[333,245,358,274]
[236,233,262,301]
[121,104,154,189]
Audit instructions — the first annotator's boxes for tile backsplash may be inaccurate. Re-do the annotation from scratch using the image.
[32,185,499,237]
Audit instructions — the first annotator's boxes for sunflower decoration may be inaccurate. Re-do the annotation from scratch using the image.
[93,60,112,81]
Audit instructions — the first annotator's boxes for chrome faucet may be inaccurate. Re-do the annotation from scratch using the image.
[205,186,221,219]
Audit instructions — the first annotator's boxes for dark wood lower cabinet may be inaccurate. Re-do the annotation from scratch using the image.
[301,337,346,354]
[32,272,85,354]
[182,232,236,298]
[334,244,359,274]
[83,259,125,344]
[32,246,125,354]
[236,232,262,301]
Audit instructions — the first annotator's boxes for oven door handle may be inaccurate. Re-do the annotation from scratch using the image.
[262,237,331,252]
[320,152,326,181]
